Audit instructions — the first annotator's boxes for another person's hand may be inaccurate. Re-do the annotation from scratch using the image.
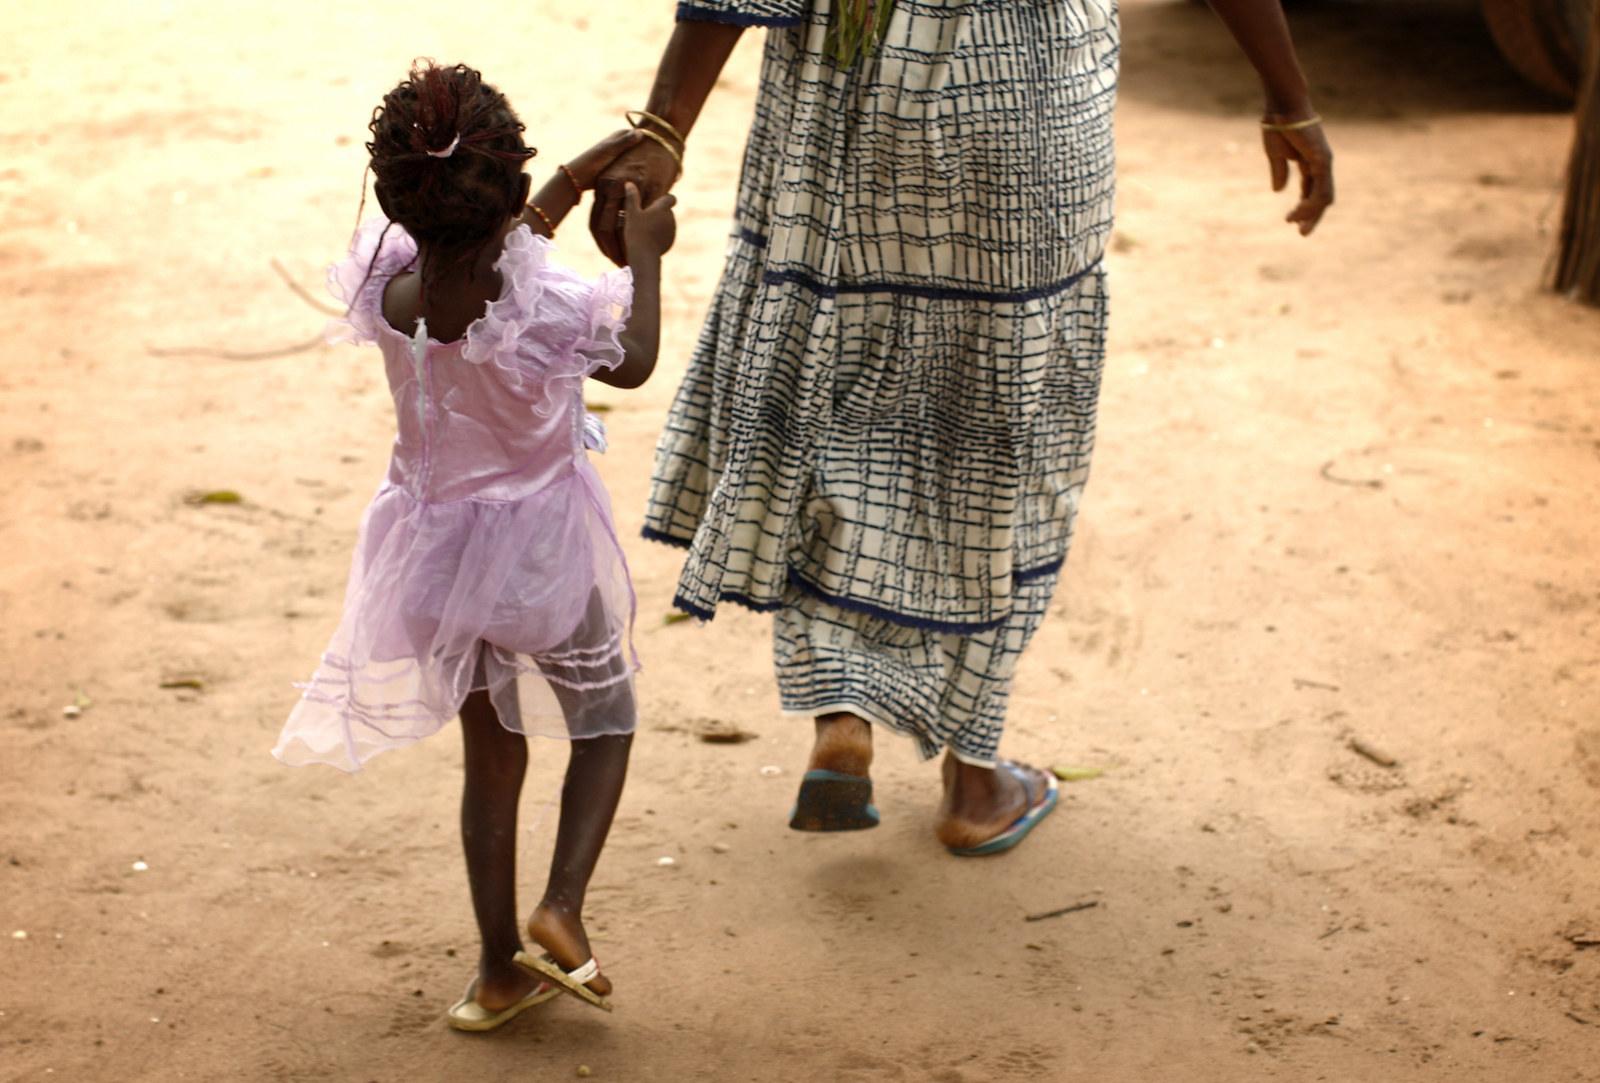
[591,139,681,265]
[1262,121,1333,236]
[620,181,677,263]
[563,129,646,191]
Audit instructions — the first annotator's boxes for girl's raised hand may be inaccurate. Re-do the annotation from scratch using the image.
[563,129,646,191]
[620,182,676,263]
[591,139,680,266]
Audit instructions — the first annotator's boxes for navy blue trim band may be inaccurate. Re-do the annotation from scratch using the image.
[737,227,769,248]
[670,590,783,622]
[761,259,1101,304]
[671,594,716,622]
[641,525,694,550]
[719,590,784,614]
[1013,557,1065,584]
[676,4,803,27]
[786,569,1008,635]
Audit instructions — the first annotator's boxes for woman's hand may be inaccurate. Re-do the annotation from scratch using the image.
[563,129,646,191]
[1262,120,1334,236]
[590,139,681,265]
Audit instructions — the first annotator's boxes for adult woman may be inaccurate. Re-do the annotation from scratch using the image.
[591,0,1333,854]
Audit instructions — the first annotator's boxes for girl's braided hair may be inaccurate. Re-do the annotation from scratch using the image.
[364,61,535,293]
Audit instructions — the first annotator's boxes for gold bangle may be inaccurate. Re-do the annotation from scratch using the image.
[626,109,687,147]
[528,204,556,234]
[632,126,684,178]
[1260,115,1323,133]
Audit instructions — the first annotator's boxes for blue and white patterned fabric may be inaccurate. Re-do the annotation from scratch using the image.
[648,0,1118,634]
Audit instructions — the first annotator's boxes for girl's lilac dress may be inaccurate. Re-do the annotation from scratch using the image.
[274,220,638,772]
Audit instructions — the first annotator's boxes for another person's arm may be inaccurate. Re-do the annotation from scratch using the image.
[589,19,745,264]
[1204,0,1334,235]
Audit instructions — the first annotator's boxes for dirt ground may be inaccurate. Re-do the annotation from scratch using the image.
[3,1,1599,1080]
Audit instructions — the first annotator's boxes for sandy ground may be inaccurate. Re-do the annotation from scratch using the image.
[3,1,1599,1079]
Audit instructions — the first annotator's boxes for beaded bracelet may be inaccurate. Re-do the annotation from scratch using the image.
[528,204,556,234]
[559,164,583,197]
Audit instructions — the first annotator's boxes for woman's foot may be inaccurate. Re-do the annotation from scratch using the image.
[808,712,873,777]
[527,901,611,997]
[934,754,1053,852]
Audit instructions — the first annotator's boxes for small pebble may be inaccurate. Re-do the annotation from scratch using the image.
[759,765,782,776]
[62,705,81,719]
[132,861,148,872]
[11,930,27,940]
[656,856,676,867]
[577,1067,592,1078]
[711,842,730,854]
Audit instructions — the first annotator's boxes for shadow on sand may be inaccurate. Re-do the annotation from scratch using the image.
[1120,0,1570,121]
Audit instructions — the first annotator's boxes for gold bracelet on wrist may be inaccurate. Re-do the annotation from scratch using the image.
[626,109,687,147]
[1260,115,1323,133]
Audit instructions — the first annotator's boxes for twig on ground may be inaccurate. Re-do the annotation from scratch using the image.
[1319,461,1384,489]
[146,333,325,361]
[271,258,345,317]
[1348,738,1397,768]
[1318,923,1346,939]
[1294,677,1340,692]
[1025,901,1099,922]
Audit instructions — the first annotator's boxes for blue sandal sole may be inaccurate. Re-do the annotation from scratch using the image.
[789,769,881,831]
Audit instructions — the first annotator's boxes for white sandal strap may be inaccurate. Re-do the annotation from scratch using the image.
[567,957,600,985]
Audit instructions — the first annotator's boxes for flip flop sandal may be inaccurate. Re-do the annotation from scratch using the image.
[789,769,881,831]
[446,978,558,1031]
[513,951,614,1013]
[946,761,1060,857]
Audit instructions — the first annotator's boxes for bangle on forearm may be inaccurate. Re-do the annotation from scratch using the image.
[558,164,583,197]
[1260,115,1323,133]
[625,109,687,147]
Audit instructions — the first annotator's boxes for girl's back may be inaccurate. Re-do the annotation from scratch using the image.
[336,219,630,504]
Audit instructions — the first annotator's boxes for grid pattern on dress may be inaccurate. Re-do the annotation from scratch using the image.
[773,568,1058,765]
[646,0,1119,631]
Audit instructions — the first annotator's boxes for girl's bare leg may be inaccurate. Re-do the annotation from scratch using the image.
[526,730,633,997]
[459,688,545,1011]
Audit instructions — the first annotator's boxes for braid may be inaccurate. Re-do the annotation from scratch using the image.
[365,61,535,294]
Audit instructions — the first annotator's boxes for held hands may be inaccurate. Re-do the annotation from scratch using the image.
[1261,118,1334,236]
[590,138,681,265]
[620,182,676,263]
[563,129,647,191]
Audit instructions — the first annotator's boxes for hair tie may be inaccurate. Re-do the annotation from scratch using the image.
[424,132,462,159]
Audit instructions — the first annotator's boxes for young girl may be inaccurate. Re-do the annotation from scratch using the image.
[273,61,675,1031]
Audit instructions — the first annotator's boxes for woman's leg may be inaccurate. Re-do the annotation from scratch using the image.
[932,572,1060,848]
[459,687,544,1010]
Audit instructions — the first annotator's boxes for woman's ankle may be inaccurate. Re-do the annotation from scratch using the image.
[809,712,874,776]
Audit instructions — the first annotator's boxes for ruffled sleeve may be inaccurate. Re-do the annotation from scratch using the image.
[324,217,418,346]
[461,225,634,417]
[676,0,807,27]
